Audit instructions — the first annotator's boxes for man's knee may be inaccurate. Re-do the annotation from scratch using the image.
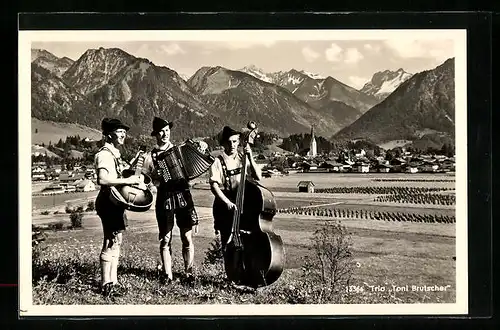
[180,228,194,247]
[100,233,122,261]
[159,232,172,251]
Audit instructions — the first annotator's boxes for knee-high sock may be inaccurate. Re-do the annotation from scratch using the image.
[160,237,173,279]
[100,239,113,286]
[110,234,122,284]
[182,243,194,273]
[110,245,121,284]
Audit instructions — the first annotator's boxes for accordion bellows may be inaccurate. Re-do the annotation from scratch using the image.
[152,140,215,182]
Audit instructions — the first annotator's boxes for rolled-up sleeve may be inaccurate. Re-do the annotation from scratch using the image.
[208,158,223,186]
[95,152,114,174]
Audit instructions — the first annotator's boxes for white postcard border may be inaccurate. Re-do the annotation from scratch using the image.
[19,29,468,316]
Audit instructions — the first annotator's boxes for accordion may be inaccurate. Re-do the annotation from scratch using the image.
[152,140,215,183]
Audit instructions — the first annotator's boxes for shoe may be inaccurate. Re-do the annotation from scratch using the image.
[101,283,113,298]
[230,282,256,293]
[110,282,127,297]
[159,274,173,285]
[182,273,196,286]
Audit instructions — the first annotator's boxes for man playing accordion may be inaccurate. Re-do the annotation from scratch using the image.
[141,117,207,285]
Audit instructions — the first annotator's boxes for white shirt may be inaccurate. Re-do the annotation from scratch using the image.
[209,151,250,191]
[94,142,125,179]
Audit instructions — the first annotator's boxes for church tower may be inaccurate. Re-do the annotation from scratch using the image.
[308,125,317,157]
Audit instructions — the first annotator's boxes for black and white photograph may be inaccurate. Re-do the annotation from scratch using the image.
[19,29,467,316]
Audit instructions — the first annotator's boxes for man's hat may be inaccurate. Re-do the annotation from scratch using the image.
[219,126,241,144]
[150,117,174,136]
[101,118,130,134]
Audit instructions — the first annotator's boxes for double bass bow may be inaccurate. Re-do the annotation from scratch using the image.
[223,121,286,288]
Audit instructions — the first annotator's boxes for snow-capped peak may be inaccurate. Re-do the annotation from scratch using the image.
[239,65,273,83]
[299,70,325,80]
[360,68,413,100]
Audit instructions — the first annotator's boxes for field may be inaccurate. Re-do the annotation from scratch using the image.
[31,117,102,145]
[30,172,457,306]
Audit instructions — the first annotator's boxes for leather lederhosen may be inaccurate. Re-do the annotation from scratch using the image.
[150,147,198,230]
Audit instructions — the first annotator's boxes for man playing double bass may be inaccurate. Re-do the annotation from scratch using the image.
[208,126,262,252]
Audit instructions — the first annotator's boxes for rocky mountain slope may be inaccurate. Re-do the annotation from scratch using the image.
[360,68,413,101]
[31,49,74,77]
[333,58,455,145]
[31,63,97,124]
[187,66,344,136]
[32,48,228,140]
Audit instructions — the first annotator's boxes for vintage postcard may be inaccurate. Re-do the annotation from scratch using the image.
[19,29,467,316]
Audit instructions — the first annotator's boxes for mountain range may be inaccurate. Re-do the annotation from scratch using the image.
[30,47,455,150]
[360,68,413,101]
[31,48,374,139]
[333,58,455,145]
[32,48,75,78]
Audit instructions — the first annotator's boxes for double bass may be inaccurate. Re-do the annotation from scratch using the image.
[223,121,286,288]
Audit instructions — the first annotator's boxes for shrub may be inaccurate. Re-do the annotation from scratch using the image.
[40,210,50,215]
[299,221,356,303]
[76,205,85,213]
[70,210,84,229]
[48,221,66,231]
[204,234,224,266]
[65,205,73,214]
[32,228,48,275]
[86,201,95,212]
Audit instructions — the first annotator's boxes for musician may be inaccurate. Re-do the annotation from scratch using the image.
[208,126,262,251]
[141,117,201,284]
[94,118,143,297]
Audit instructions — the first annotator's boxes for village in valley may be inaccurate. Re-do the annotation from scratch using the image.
[31,125,456,196]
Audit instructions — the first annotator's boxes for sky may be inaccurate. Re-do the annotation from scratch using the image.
[32,37,456,89]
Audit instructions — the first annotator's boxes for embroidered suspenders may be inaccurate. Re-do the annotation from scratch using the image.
[218,154,242,193]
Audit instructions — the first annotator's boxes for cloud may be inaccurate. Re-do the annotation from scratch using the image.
[160,43,186,55]
[344,48,364,64]
[325,43,343,62]
[202,40,277,51]
[348,76,369,89]
[325,43,364,64]
[135,43,186,57]
[302,46,320,62]
[383,39,454,61]
[363,43,381,53]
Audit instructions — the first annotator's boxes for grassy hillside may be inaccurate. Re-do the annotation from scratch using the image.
[31,118,102,145]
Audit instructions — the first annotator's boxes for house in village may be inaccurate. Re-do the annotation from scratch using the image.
[59,171,86,183]
[375,163,392,173]
[41,183,65,195]
[297,181,315,193]
[31,166,46,181]
[389,158,406,172]
[404,161,422,173]
[353,161,370,173]
[75,179,96,192]
[300,161,319,173]
[52,165,63,174]
[322,160,344,172]
[419,160,440,173]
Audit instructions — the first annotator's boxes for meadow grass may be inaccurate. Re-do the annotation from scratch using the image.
[31,173,457,305]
